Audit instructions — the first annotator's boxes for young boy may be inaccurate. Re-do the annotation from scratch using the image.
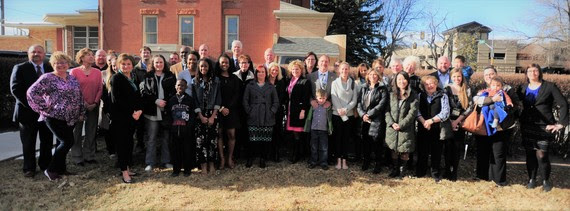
[454,55,474,84]
[304,89,333,170]
[479,77,513,133]
[166,79,196,177]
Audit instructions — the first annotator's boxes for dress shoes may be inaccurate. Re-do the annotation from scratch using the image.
[23,171,35,178]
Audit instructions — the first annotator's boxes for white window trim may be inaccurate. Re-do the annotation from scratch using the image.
[143,15,158,44]
[73,26,98,55]
[225,15,239,51]
[179,15,195,47]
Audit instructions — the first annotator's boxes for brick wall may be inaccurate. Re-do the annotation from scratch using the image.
[0,28,61,52]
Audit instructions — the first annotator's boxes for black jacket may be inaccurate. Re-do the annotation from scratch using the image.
[140,70,177,116]
[517,80,569,126]
[357,83,389,137]
[284,76,312,127]
[166,93,196,137]
[10,61,54,123]
[110,72,142,123]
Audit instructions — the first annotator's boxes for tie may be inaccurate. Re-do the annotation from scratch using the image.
[234,59,239,69]
[320,73,326,88]
[35,65,42,77]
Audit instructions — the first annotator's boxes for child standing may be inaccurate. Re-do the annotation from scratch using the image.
[166,79,196,177]
[304,89,333,170]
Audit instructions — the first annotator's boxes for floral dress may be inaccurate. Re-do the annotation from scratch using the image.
[195,79,219,164]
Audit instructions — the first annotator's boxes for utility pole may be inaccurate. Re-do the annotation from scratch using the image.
[1,0,5,35]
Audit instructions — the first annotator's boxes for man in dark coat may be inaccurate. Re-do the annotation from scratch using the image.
[10,44,54,178]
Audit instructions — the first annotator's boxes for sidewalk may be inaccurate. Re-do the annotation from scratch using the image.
[0,131,43,161]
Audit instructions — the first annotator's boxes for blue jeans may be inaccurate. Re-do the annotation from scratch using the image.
[145,117,171,166]
[310,130,328,166]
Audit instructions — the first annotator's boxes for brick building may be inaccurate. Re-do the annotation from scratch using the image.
[1,0,345,65]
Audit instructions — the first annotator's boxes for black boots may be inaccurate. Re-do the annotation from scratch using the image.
[389,159,400,178]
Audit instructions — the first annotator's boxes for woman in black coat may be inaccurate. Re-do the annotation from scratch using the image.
[110,53,143,183]
[215,54,241,169]
[517,64,568,192]
[268,62,287,162]
[357,69,389,174]
[284,60,312,163]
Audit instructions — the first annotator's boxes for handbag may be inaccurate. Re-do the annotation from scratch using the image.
[462,106,487,136]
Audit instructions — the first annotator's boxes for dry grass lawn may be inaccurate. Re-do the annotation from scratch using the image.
[1,138,570,210]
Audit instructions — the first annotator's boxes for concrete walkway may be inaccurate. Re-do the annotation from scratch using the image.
[0,131,46,161]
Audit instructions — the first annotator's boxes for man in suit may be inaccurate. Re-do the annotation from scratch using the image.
[429,56,452,88]
[263,48,287,78]
[308,54,337,99]
[10,44,54,178]
[170,46,192,77]
[229,40,243,72]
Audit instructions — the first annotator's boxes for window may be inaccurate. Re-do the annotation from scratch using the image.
[144,16,158,44]
[73,26,98,55]
[44,40,53,53]
[492,53,506,60]
[225,16,239,51]
[179,16,194,47]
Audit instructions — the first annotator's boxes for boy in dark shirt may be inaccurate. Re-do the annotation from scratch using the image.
[166,79,196,177]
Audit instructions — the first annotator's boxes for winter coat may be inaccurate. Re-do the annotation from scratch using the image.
[385,89,418,153]
[243,81,279,127]
[357,83,389,137]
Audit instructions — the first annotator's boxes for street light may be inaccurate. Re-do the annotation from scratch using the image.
[479,39,494,65]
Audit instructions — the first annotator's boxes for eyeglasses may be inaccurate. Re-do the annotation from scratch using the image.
[54,62,68,65]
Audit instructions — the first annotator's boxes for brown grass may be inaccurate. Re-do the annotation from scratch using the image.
[1,137,570,210]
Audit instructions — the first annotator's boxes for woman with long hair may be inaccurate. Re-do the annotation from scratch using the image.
[330,62,358,169]
[216,54,241,169]
[357,69,389,174]
[385,72,419,178]
[140,55,176,171]
[267,62,286,162]
[192,58,222,175]
[443,68,473,181]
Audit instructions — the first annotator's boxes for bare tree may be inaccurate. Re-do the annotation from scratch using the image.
[423,12,453,67]
[378,0,422,66]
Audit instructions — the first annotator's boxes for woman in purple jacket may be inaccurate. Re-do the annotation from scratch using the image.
[27,52,85,181]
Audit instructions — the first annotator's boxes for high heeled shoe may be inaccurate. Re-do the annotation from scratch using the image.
[122,175,133,184]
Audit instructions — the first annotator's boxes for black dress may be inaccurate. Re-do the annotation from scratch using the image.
[218,74,242,129]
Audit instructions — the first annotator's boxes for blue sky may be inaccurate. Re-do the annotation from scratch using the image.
[413,0,543,39]
[5,0,542,39]
[5,0,97,22]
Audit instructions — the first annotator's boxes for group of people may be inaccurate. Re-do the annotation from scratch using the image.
[10,42,568,192]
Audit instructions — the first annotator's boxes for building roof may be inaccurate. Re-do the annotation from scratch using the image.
[443,21,492,35]
[43,9,98,26]
[273,37,339,56]
[274,1,334,26]
[3,22,62,28]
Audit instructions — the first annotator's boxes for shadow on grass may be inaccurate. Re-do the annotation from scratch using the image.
[1,138,570,209]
